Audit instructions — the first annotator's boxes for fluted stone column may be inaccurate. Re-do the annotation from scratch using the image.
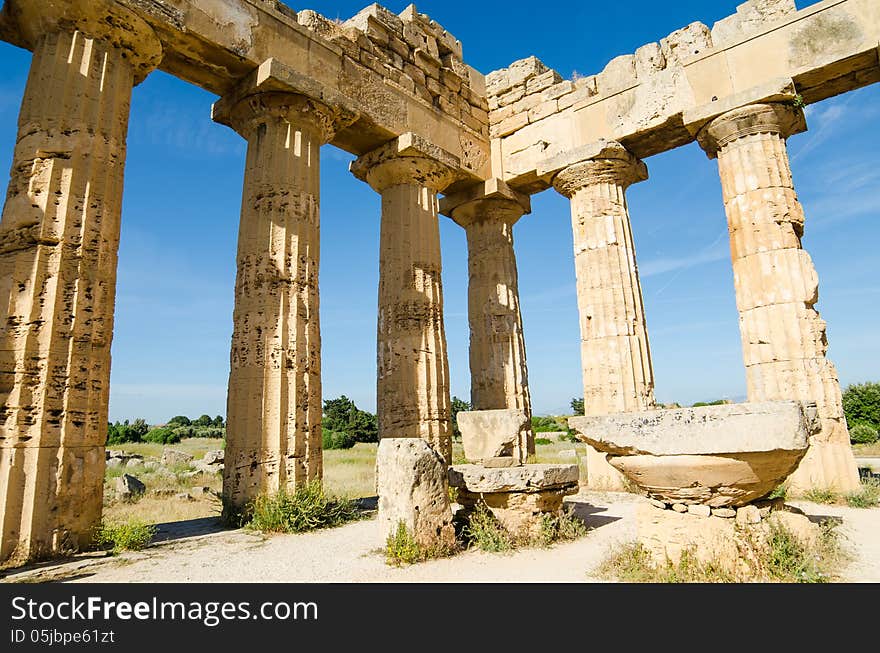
[550,140,655,490]
[215,92,339,512]
[441,180,534,456]
[0,1,161,564]
[552,142,655,415]
[698,102,860,493]
[351,134,460,463]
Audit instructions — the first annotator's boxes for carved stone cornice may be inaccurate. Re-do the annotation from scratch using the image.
[697,102,806,158]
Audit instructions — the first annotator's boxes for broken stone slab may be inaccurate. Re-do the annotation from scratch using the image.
[161,449,195,467]
[376,438,455,549]
[569,401,816,457]
[457,408,530,464]
[115,474,146,501]
[448,463,579,493]
[203,450,225,465]
[568,401,814,507]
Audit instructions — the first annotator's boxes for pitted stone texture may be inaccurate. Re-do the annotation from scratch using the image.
[551,141,655,419]
[352,136,461,462]
[448,463,579,493]
[571,401,813,507]
[457,486,576,537]
[0,17,160,565]
[569,400,815,457]
[222,92,332,511]
[635,501,818,573]
[444,183,532,448]
[376,438,455,549]
[711,0,798,49]
[457,409,530,464]
[700,103,860,494]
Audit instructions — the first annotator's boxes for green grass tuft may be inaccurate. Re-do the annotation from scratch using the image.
[93,519,156,554]
[844,480,880,508]
[245,480,364,534]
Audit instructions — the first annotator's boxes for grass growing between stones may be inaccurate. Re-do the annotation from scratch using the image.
[93,519,157,554]
[384,521,459,566]
[798,480,880,508]
[597,520,842,583]
[243,481,365,534]
[461,503,589,553]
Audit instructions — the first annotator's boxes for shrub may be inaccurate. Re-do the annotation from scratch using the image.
[849,422,879,444]
[803,487,837,504]
[537,509,589,546]
[463,504,514,552]
[93,519,156,554]
[534,437,552,446]
[323,396,378,444]
[532,416,563,433]
[168,415,192,426]
[844,480,880,508]
[451,396,471,439]
[144,427,180,445]
[106,418,150,445]
[322,428,356,450]
[843,381,880,430]
[385,521,424,565]
[246,481,362,533]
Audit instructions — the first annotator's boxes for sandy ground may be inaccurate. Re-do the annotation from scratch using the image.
[2,491,878,583]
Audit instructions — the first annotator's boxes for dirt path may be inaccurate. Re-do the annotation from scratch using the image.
[2,492,878,583]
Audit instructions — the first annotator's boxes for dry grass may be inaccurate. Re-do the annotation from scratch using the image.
[110,437,223,460]
[854,442,880,457]
[534,440,589,482]
[323,443,377,498]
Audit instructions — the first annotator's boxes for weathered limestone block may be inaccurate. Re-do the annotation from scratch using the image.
[697,103,860,493]
[376,438,455,549]
[457,409,530,464]
[448,463,578,493]
[441,179,533,450]
[636,500,818,573]
[214,90,342,512]
[449,463,579,536]
[0,0,161,565]
[712,0,798,50]
[115,474,146,501]
[571,401,814,506]
[351,134,464,462]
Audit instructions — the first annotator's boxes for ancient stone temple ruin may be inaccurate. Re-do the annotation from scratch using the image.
[0,0,877,564]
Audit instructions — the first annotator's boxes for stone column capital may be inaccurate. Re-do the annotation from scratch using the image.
[440,178,531,229]
[350,132,464,193]
[220,92,341,143]
[2,0,162,83]
[697,102,806,159]
[547,140,647,198]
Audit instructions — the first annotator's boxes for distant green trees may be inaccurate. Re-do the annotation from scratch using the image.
[570,398,584,415]
[692,399,729,407]
[106,413,226,446]
[843,381,880,444]
[322,396,377,449]
[451,396,471,438]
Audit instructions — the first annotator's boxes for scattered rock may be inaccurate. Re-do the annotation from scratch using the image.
[190,486,212,498]
[175,492,193,501]
[144,461,160,471]
[712,508,736,518]
[125,459,142,469]
[649,498,667,509]
[736,505,762,525]
[179,470,200,480]
[203,450,224,466]
[161,449,194,467]
[672,503,687,513]
[687,504,711,517]
[106,458,124,469]
[115,474,146,501]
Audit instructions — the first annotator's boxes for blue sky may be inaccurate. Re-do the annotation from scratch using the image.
[0,0,877,422]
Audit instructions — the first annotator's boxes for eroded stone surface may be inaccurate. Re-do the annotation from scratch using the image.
[448,463,579,493]
[457,409,530,464]
[698,103,861,494]
[376,438,455,549]
[0,5,160,565]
